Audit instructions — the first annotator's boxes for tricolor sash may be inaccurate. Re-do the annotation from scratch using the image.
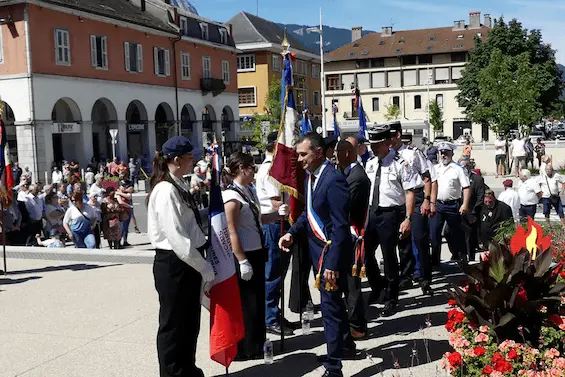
[307,173,335,292]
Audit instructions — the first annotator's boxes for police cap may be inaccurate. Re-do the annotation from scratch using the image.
[162,136,194,158]
[367,125,391,144]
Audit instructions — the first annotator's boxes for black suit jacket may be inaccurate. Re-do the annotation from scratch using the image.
[344,163,371,229]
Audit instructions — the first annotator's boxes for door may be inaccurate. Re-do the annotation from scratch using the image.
[52,134,63,164]
[92,133,100,160]
[452,121,471,140]
[127,132,143,159]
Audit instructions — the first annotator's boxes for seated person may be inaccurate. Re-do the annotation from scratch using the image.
[35,229,65,248]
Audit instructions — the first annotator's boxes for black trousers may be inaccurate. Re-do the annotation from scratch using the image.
[153,249,204,377]
[397,206,415,284]
[365,206,403,304]
[412,190,432,286]
[234,249,266,359]
[345,271,366,332]
[289,232,314,314]
[93,224,101,249]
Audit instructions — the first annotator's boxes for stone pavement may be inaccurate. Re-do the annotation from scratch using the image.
[0,243,459,377]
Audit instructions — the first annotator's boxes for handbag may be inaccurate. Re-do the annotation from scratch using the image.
[119,210,129,221]
[544,175,561,205]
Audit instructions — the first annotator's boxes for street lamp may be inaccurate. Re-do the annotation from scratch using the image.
[306,8,326,137]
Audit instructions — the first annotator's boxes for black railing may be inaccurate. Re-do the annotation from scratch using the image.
[200,78,226,96]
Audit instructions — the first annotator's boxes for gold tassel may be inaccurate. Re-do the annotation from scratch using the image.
[314,273,321,289]
[352,264,358,277]
[360,265,367,278]
[325,281,337,292]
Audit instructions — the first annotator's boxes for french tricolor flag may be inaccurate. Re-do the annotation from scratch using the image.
[206,141,244,367]
[0,119,14,206]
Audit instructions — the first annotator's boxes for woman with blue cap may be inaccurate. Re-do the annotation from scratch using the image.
[147,136,215,377]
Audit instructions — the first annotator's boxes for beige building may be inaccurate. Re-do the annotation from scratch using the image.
[324,12,495,141]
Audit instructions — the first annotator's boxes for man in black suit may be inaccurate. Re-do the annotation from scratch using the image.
[336,139,370,339]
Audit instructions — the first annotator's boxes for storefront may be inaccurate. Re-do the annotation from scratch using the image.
[126,123,149,160]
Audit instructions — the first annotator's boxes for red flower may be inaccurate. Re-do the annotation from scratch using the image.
[516,287,528,303]
[491,352,504,363]
[448,352,462,367]
[469,320,478,330]
[448,298,457,307]
[494,359,513,373]
[483,365,493,374]
[507,349,519,360]
[474,347,487,357]
[548,314,563,327]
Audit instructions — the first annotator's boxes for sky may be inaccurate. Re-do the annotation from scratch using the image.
[188,0,565,63]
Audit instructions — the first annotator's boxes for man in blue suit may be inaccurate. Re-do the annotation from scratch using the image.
[279,132,353,377]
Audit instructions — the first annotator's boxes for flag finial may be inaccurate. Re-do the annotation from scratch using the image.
[281,27,290,52]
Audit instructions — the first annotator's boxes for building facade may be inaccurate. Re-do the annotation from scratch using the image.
[324,12,494,141]
[0,0,239,182]
[227,12,322,129]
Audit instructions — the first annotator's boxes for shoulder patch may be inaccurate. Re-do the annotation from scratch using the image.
[394,154,405,164]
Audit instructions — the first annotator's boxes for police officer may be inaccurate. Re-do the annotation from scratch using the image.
[147,136,215,377]
[430,142,471,265]
[364,126,416,316]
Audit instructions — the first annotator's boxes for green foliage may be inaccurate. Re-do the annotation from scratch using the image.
[457,17,564,134]
[265,77,282,122]
[241,114,278,145]
[241,77,282,145]
[384,104,401,121]
[429,100,444,132]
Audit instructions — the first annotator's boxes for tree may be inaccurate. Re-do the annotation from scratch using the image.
[456,17,563,134]
[384,104,401,121]
[429,100,444,132]
[242,78,282,144]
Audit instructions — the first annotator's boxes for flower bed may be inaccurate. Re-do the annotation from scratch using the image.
[441,218,565,376]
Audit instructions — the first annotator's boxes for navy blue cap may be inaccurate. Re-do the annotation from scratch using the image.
[355,134,369,144]
[385,120,402,133]
[267,131,278,144]
[324,135,339,148]
[161,136,194,158]
[368,125,391,144]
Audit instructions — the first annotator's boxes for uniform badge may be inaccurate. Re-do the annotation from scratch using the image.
[367,165,374,174]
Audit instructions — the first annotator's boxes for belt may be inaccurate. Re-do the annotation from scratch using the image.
[521,204,537,207]
[374,205,402,212]
[438,199,460,205]
[412,187,424,193]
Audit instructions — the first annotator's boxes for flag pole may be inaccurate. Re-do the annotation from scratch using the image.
[279,216,285,352]
[225,366,229,377]
[1,199,6,275]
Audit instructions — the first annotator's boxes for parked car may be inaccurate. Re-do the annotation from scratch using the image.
[529,130,546,141]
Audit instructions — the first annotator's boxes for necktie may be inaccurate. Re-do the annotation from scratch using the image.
[371,160,382,208]
[311,174,317,192]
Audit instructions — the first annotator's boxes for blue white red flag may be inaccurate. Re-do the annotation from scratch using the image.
[301,109,312,136]
[0,119,14,206]
[355,89,368,140]
[332,103,340,137]
[206,140,244,368]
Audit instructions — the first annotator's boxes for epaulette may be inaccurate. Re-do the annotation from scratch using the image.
[393,154,405,164]
[367,156,377,162]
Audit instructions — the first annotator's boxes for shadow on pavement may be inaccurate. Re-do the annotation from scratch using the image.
[351,339,450,377]
[271,328,327,355]
[215,352,318,377]
[0,276,42,285]
[7,263,123,275]
[367,311,447,339]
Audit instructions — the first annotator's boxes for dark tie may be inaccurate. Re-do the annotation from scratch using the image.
[311,174,316,193]
[371,160,382,208]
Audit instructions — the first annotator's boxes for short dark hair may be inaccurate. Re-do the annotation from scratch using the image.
[296,132,325,151]
[336,139,353,152]
[266,142,276,153]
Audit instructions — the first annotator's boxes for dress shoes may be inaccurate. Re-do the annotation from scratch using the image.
[316,344,359,362]
[267,324,294,336]
[422,284,434,296]
[283,318,301,330]
[321,369,343,377]
[380,301,397,317]
[350,328,367,340]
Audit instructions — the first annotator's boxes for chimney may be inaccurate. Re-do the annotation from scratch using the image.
[228,23,233,36]
[381,26,393,37]
[351,26,362,42]
[453,20,465,31]
[484,13,492,28]
[469,11,481,29]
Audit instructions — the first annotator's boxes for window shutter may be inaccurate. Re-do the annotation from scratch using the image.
[124,42,130,71]
[101,37,108,68]
[65,31,71,65]
[54,29,58,64]
[90,35,97,67]
[137,44,143,72]
[165,49,170,76]
[153,47,158,75]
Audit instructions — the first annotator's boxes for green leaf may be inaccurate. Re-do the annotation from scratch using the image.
[549,282,565,295]
[495,312,515,328]
[489,258,505,283]
[534,249,553,277]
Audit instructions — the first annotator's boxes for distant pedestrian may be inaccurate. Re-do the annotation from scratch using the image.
[498,179,520,221]
[518,169,542,222]
[534,138,546,168]
[12,162,22,183]
[63,191,97,249]
[463,139,472,157]
[101,187,122,249]
[52,166,63,185]
[494,134,507,177]
[525,138,534,169]
[540,163,565,227]
[511,137,527,177]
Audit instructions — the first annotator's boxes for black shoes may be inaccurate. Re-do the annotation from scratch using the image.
[316,344,359,362]
[322,370,343,377]
[267,324,294,336]
[381,301,398,317]
[422,284,434,296]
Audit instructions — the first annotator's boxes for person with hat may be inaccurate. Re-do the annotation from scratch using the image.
[324,135,339,163]
[478,190,513,250]
[147,136,215,377]
[430,142,470,265]
[363,125,417,316]
[498,179,520,221]
[401,133,413,147]
[255,131,294,336]
[279,132,354,377]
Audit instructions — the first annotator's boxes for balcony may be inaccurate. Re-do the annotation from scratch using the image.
[343,112,359,120]
[200,78,226,96]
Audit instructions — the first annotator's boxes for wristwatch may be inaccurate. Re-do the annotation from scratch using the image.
[405,215,412,222]
[425,195,431,201]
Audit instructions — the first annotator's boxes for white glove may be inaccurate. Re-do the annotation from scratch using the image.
[201,263,216,284]
[278,204,290,217]
[239,259,253,281]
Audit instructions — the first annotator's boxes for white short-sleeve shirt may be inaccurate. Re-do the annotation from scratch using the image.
[540,173,565,198]
[255,156,281,215]
[223,185,263,252]
[518,178,542,205]
[435,162,470,201]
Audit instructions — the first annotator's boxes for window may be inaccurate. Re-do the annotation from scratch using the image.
[372,97,380,112]
[202,56,211,78]
[435,67,449,84]
[418,54,432,64]
[200,23,209,40]
[153,47,170,76]
[371,58,384,68]
[272,54,281,72]
[356,60,369,68]
[392,96,400,107]
[219,29,228,44]
[414,95,422,109]
[312,91,320,107]
[180,52,190,80]
[326,75,340,90]
[124,42,143,73]
[293,61,307,76]
[179,16,188,35]
[238,87,256,106]
[90,35,108,69]
[222,60,230,84]
[451,52,466,62]
[436,94,444,109]
[311,64,320,78]
[54,28,71,66]
[237,54,255,72]
[401,55,417,65]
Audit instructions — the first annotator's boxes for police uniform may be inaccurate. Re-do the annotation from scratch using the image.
[148,136,214,377]
[364,126,417,314]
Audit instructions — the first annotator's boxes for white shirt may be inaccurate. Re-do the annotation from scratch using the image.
[17,190,28,202]
[52,170,63,184]
[540,173,565,198]
[85,172,95,185]
[518,178,542,205]
[25,193,43,221]
[435,162,470,201]
[223,184,263,252]
[255,155,281,215]
[511,139,526,158]
[494,139,507,156]
[63,203,97,229]
[366,150,417,207]
[148,174,208,274]
[309,160,329,191]
[427,160,438,183]
[498,188,520,221]
[397,145,429,189]
[89,182,105,199]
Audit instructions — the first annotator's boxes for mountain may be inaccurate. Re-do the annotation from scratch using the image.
[274,23,375,53]
[560,64,565,81]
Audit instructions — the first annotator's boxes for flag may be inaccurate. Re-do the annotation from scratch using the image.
[332,102,340,137]
[355,88,368,140]
[301,108,312,136]
[0,119,14,207]
[269,47,305,223]
[206,140,245,368]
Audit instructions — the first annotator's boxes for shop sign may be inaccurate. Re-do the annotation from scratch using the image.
[127,124,146,132]
[53,122,81,133]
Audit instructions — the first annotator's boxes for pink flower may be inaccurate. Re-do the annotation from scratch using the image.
[552,357,565,369]
[449,333,470,349]
[545,348,560,359]
[498,340,517,352]
[475,333,489,343]
[479,325,489,333]
[489,371,504,377]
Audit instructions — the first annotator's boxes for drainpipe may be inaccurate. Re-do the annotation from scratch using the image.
[24,4,38,182]
[171,34,182,136]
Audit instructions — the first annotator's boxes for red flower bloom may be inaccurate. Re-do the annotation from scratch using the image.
[507,349,519,360]
[483,365,493,374]
[448,298,457,307]
[474,347,487,357]
[510,218,551,257]
[491,352,504,363]
[516,287,528,303]
[494,359,513,373]
[548,314,563,327]
[448,352,462,367]
[469,320,478,330]
[445,320,456,332]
